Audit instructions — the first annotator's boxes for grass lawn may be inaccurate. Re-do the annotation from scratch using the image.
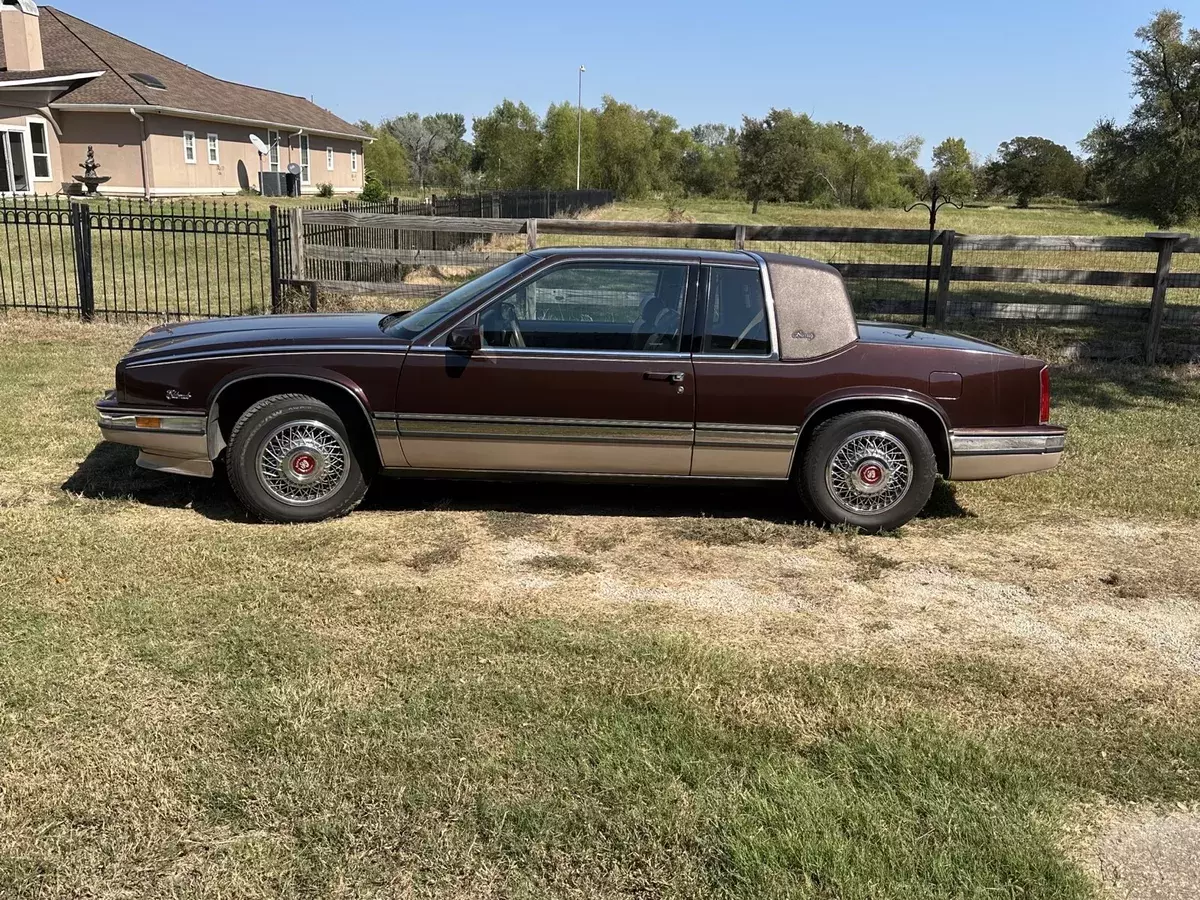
[1,315,1199,898]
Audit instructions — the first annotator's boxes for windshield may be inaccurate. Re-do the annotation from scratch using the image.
[382,256,539,339]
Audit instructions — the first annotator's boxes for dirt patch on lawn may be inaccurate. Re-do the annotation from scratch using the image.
[1084,806,1200,900]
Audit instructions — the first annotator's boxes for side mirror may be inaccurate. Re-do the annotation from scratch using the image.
[446,321,482,353]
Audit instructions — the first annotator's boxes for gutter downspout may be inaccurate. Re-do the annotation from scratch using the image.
[129,107,150,200]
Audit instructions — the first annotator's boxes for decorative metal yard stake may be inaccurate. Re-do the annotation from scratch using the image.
[905,181,962,327]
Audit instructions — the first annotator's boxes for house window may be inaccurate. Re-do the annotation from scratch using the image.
[28,120,50,180]
[183,131,196,164]
[268,129,280,172]
[350,148,357,173]
[326,146,334,171]
[299,134,310,184]
[207,133,219,165]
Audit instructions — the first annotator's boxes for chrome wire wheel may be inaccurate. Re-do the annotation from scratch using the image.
[825,430,913,515]
[255,419,350,507]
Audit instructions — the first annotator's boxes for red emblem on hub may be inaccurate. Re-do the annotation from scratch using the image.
[859,464,882,485]
[292,454,316,475]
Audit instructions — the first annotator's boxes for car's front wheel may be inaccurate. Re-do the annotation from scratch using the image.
[799,410,937,532]
[226,393,370,523]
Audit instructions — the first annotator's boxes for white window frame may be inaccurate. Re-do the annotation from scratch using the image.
[267,129,280,172]
[326,146,334,171]
[206,133,219,165]
[350,148,358,173]
[26,117,51,182]
[183,130,196,165]
[299,134,310,185]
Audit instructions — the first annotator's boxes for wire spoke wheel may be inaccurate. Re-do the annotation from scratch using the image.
[255,419,350,507]
[825,429,913,515]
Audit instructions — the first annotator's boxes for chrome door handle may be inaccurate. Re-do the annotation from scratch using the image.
[645,371,685,383]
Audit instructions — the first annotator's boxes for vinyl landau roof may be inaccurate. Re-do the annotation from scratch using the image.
[1,6,367,138]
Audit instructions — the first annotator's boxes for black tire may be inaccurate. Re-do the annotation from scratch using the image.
[225,393,370,524]
[798,410,937,532]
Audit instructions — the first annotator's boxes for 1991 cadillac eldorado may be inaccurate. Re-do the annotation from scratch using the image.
[97,247,1065,530]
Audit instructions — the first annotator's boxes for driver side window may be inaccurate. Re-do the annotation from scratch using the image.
[479,262,688,352]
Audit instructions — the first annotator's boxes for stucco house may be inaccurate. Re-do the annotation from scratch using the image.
[0,0,367,197]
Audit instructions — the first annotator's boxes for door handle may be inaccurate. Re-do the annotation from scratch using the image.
[644,371,685,383]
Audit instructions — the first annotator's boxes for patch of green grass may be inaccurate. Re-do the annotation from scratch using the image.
[408,542,464,573]
[840,541,902,582]
[483,509,552,539]
[526,553,600,575]
[673,515,822,547]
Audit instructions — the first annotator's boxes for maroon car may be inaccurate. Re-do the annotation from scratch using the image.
[97,248,1064,530]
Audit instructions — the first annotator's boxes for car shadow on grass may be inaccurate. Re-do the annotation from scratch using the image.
[63,442,973,527]
[61,443,250,523]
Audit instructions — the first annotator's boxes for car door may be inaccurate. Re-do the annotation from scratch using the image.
[691,263,800,478]
[395,258,699,475]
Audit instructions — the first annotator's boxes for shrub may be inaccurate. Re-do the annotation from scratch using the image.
[359,173,388,203]
[316,182,335,198]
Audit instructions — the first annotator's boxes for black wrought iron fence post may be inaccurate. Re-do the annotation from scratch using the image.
[69,201,94,321]
[268,205,282,313]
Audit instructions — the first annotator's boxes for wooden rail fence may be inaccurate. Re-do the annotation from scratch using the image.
[284,210,1199,364]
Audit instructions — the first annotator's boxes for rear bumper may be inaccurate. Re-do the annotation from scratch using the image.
[97,394,213,478]
[948,426,1066,481]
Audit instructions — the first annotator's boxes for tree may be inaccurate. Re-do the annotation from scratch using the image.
[930,137,976,200]
[593,96,659,198]
[357,122,409,192]
[812,123,923,208]
[1082,10,1200,226]
[681,124,739,198]
[471,100,542,189]
[539,101,598,189]
[383,112,470,192]
[984,136,1085,206]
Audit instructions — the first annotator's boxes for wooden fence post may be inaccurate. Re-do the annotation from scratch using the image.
[1145,231,1187,365]
[734,224,746,250]
[935,229,956,327]
[392,195,401,281]
[341,198,352,281]
[288,207,305,280]
[526,218,538,250]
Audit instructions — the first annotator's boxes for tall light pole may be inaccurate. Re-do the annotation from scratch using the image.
[576,65,585,190]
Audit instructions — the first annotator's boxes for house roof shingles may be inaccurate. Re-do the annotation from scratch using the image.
[2,7,367,138]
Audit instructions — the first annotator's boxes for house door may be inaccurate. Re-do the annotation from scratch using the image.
[0,130,31,194]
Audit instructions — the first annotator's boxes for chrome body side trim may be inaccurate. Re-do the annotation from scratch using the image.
[97,407,213,479]
[949,428,1067,481]
[692,422,799,478]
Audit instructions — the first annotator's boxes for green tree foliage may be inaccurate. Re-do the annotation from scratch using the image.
[1082,10,1200,226]
[539,101,598,189]
[681,124,740,198]
[737,109,921,211]
[383,112,470,191]
[357,121,409,192]
[593,96,660,198]
[982,136,1085,207]
[930,137,976,200]
[471,100,543,189]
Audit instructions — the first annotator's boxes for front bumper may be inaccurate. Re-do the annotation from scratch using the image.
[97,394,213,478]
[948,426,1066,481]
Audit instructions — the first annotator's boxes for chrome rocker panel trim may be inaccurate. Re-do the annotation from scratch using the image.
[97,407,214,479]
[949,428,1066,481]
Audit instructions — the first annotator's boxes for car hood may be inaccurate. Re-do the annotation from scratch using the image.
[856,321,1015,355]
[124,313,408,362]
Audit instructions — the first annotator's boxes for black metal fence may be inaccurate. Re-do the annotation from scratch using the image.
[0,189,615,321]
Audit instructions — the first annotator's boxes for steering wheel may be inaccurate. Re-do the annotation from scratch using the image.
[499,301,526,348]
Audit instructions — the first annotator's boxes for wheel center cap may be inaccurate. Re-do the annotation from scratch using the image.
[859,463,883,485]
[291,453,316,476]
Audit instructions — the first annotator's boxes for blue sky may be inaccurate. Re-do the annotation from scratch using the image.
[64,0,1160,163]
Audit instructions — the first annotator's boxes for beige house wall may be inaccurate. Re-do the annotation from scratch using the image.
[145,114,363,196]
[57,110,146,195]
[0,104,63,195]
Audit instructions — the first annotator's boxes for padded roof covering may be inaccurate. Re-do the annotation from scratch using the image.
[760,253,858,360]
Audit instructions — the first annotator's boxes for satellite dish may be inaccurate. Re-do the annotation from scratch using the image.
[249,133,270,155]
[286,162,302,176]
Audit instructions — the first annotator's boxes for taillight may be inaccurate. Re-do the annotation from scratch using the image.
[1039,366,1051,424]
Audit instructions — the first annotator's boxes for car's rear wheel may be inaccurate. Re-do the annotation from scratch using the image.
[226,393,370,523]
[799,410,937,532]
